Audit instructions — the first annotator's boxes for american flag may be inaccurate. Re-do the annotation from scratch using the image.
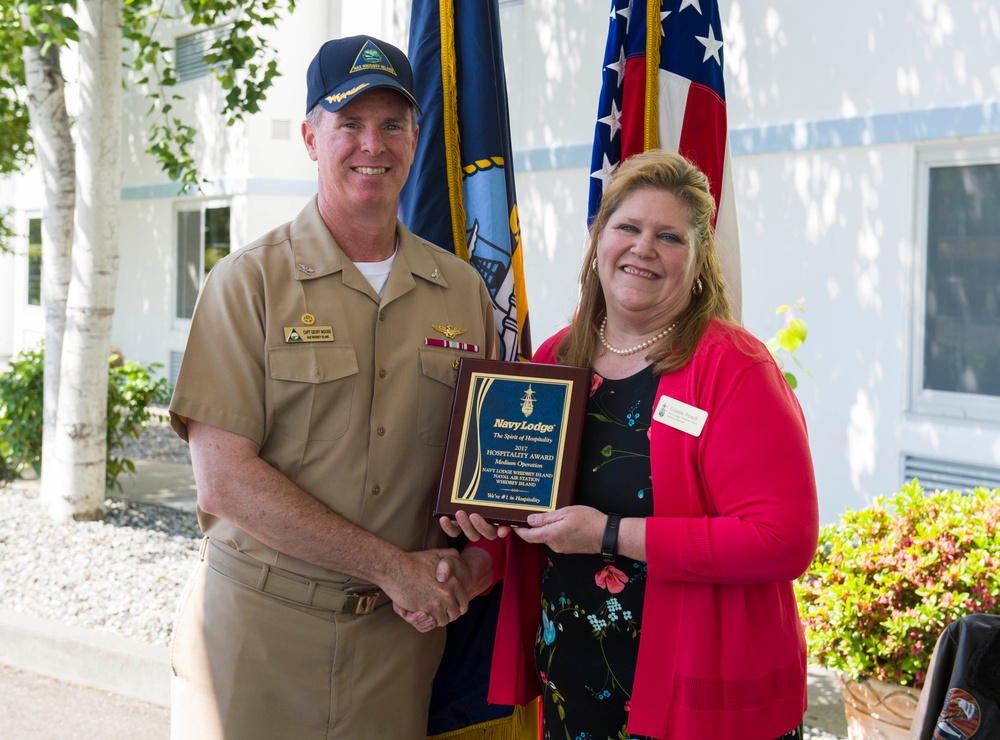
[588,0,742,318]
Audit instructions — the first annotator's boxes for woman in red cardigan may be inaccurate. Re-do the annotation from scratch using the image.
[405,150,819,739]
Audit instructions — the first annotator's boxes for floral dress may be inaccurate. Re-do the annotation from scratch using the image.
[534,367,805,740]
[535,367,657,740]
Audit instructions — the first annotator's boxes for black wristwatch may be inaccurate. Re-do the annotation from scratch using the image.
[601,513,621,563]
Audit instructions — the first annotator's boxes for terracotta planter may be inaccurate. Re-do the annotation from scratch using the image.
[839,675,922,739]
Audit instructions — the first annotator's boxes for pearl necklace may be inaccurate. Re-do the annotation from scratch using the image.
[598,316,678,356]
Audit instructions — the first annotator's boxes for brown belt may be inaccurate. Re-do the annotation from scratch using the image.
[202,538,389,615]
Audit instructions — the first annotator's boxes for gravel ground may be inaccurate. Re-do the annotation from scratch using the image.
[0,418,200,649]
[0,418,844,738]
[804,729,841,740]
[118,416,192,465]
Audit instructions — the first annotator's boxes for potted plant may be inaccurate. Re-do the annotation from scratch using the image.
[794,480,1000,739]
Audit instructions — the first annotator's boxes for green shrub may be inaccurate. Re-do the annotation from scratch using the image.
[794,480,1000,688]
[0,346,173,490]
[0,346,44,482]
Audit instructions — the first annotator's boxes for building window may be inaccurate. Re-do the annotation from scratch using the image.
[27,217,41,306]
[176,205,230,320]
[912,147,1000,421]
[175,24,232,82]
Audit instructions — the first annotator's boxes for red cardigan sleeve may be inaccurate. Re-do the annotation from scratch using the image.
[645,324,819,585]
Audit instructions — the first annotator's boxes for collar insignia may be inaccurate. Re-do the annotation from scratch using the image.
[432,324,467,341]
[430,268,442,280]
[298,263,315,275]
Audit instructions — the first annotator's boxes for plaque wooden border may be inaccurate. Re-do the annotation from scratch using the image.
[434,359,591,526]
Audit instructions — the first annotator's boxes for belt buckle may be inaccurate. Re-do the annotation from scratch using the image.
[349,589,381,615]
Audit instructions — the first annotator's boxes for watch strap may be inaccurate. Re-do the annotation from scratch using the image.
[601,513,621,563]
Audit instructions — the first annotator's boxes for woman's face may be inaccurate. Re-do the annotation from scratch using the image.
[597,187,699,326]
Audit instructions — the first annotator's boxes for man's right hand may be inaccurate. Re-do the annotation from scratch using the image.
[393,547,494,633]
[382,548,469,631]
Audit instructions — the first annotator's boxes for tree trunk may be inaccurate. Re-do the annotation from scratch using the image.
[21,16,76,517]
[44,0,122,522]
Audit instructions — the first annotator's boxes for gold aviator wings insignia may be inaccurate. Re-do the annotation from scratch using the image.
[431,324,467,341]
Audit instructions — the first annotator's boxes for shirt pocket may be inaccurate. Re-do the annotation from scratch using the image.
[417,346,462,446]
[268,345,358,441]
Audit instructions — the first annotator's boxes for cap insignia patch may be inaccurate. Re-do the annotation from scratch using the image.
[351,40,397,77]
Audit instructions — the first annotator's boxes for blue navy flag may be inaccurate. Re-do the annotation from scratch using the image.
[401,0,531,362]
[589,0,742,317]
[403,3,533,736]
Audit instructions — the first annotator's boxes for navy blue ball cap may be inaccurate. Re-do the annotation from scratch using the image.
[306,35,421,116]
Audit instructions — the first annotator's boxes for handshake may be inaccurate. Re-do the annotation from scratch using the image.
[389,511,510,632]
[386,505,599,631]
[388,546,491,632]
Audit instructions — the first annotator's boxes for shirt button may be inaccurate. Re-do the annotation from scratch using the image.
[377,426,386,436]
[379,311,386,321]
[378,368,386,378]
[371,485,381,496]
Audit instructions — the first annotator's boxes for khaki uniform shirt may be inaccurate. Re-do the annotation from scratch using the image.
[170,197,496,582]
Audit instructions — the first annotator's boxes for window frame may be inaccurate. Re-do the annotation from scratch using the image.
[175,23,233,83]
[909,142,1000,424]
[26,215,42,307]
[174,200,232,323]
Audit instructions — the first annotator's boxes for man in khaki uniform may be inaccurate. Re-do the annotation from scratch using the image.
[168,35,496,739]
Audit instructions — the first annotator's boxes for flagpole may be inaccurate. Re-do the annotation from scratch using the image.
[643,0,660,151]
[437,0,468,261]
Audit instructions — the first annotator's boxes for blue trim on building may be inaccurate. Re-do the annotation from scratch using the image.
[117,102,1000,199]
[246,179,318,197]
[120,179,317,201]
[730,100,1000,156]
[510,101,1000,173]
[513,143,592,172]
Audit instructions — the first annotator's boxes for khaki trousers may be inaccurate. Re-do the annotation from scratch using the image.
[170,548,445,739]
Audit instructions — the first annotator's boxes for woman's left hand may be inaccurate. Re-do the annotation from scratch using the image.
[514,505,607,554]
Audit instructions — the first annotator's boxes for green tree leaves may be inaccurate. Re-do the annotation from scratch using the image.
[121,0,297,192]
[0,3,34,185]
[765,300,811,390]
[0,0,297,204]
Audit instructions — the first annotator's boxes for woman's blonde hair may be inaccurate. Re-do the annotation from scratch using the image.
[555,149,733,374]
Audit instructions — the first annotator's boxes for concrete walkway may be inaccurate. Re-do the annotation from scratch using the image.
[0,461,849,738]
[117,458,198,512]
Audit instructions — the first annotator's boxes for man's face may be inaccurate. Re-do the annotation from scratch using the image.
[303,88,418,214]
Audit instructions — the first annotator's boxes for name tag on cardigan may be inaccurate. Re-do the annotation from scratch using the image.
[653,395,707,437]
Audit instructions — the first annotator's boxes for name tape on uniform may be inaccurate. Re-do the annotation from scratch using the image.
[284,326,334,343]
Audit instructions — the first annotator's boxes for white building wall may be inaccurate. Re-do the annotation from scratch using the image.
[2,169,46,361]
[1,179,18,363]
[112,3,351,371]
[492,0,1000,520]
[3,1,999,521]
[712,1,1000,517]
